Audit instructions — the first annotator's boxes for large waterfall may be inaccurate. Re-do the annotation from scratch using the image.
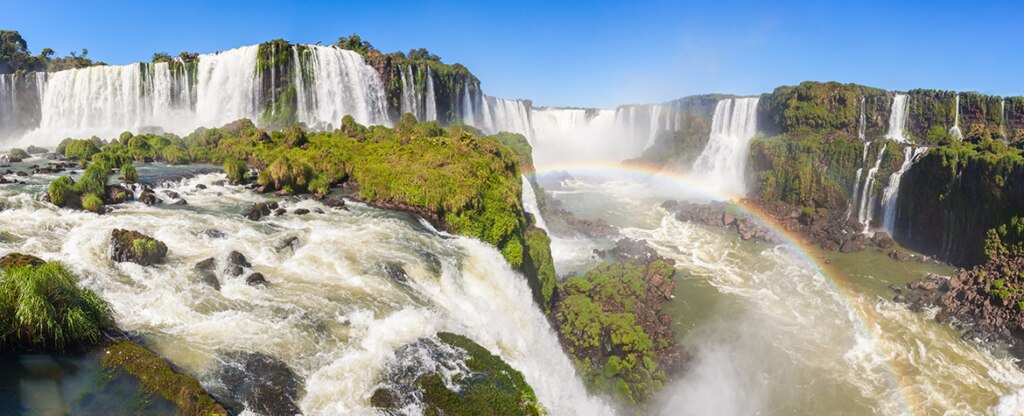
[881,146,928,233]
[482,96,532,138]
[846,143,870,220]
[949,94,964,141]
[691,97,760,196]
[886,94,910,143]
[293,45,389,129]
[7,44,394,145]
[858,96,866,140]
[424,67,437,121]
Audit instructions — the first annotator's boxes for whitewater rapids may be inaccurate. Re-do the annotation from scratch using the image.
[0,166,612,415]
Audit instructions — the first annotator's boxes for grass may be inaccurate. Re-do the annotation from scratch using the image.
[0,262,113,352]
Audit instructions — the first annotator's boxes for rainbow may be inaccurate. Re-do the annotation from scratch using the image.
[526,160,925,415]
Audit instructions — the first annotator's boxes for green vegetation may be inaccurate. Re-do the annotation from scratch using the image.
[131,238,159,258]
[1,30,104,73]
[524,228,557,310]
[985,216,1024,261]
[761,82,889,137]
[81,193,104,212]
[47,175,76,207]
[121,162,139,183]
[222,157,248,184]
[554,261,677,405]
[7,148,30,162]
[372,332,543,416]
[0,261,113,351]
[102,340,228,416]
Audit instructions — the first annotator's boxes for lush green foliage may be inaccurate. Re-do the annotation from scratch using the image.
[222,157,248,184]
[0,30,103,73]
[0,262,113,351]
[762,82,889,137]
[80,193,104,212]
[121,162,139,183]
[524,229,557,309]
[63,139,101,161]
[555,261,676,404]
[7,148,29,162]
[102,340,228,415]
[985,216,1024,260]
[47,176,75,207]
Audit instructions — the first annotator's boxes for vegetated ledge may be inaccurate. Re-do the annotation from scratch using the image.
[41,115,558,310]
[0,254,227,415]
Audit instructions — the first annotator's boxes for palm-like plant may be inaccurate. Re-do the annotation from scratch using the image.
[0,262,113,351]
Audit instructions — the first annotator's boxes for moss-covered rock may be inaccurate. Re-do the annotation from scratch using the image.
[109,229,167,266]
[371,332,543,416]
[102,340,228,416]
[0,252,45,269]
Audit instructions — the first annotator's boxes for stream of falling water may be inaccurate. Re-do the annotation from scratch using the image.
[0,165,611,416]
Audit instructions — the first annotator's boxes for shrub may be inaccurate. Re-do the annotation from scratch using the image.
[47,176,76,207]
[259,154,312,191]
[222,157,248,184]
[131,238,158,257]
[121,162,139,183]
[7,148,30,162]
[64,139,100,161]
[308,175,329,196]
[0,262,113,351]
[160,145,190,164]
[81,193,103,212]
[76,162,109,198]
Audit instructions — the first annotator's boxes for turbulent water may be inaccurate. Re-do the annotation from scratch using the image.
[0,166,611,416]
[537,171,1024,416]
[692,97,760,195]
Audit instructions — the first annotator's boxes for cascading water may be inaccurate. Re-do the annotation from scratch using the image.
[0,74,15,136]
[846,143,870,220]
[645,104,663,149]
[530,107,621,167]
[424,67,437,122]
[886,94,910,143]
[521,175,547,231]
[484,96,532,138]
[858,96,866,140]
[399,65,421,120]
[691,97,760,196]
[881,146,928,233]
[949,94,964,141]
[0,172,611,415]
[1001,98,1007,140]
[293,45,390,129]
[461,82,475,126]
[857,141,888,232]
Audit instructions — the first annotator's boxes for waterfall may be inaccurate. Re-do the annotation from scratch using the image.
[424,67,437,121]
[399,65,415,119]
[530,107,622,167]
[485,96,532,138]
[886,94,910,143]
[480,94,495,132]
[858,96,866,140]
[691,97,761,196]
[193,45,260,128]
[1001,98,1007,140]
[0,74,14,137]
[846,142,870,220]
[857,141,888,232]
[645,105,663,149]
[949,94,964,141]
[461,82,475,126]
[881,146,928,233]
[293,45,390,129]
[521,175,547,231]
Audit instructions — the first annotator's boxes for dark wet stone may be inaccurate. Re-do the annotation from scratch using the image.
[202,229,227,239]
[245,272,268,287]
[138,191,160,206]
[383,262,409,283]
[212,352,302,416]
[274,208,286,216]
[110,229,167,266]
[293,208,310,215]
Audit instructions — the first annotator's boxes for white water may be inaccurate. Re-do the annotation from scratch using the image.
[857,141,888,232]
[858,96,867,140]
[399,65,421,120]
[521,175,547,231]
[949,94,964,141]
[461,82,475,126]
[645,104,663,149]
[484,96,533,139]
[880,146,928,234]
[530,107,626,168]
[846,143,870,220]
[886,94,910,143]
[294,45,390,129]
[691,97,760,196]
[0,74,16,137]
[0,172,610,415]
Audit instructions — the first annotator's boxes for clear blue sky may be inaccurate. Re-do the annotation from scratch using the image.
[3,0,1021,108]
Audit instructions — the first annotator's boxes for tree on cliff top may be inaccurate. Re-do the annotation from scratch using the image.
[336,33,377,55]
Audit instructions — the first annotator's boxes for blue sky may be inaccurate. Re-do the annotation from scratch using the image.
[3,0,1021,108]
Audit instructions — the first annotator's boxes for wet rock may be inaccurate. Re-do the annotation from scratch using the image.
[195,184,207,190]
[293,208,310,215]
[0,253,45,269]
[15,171,27,177]
[138,191,160,206]
[171,199,188,206]
[162,190,180,199]
[245,272,268,287]
[871,231,896,249]
[889,249,912,262]
[245,203,272,221]
[274,236,300,252]
[202,229,227,239]
[323,197,347,210]
[110,229,167,266]
[382,263,408,283]
[274,208,286,216]
[213,352,302,416]
[595,238,675,266]
[106,184,131,204]
[194,257,220,290]
[839,238,865,253]
[224,251,251,277]
[224,265,243,278]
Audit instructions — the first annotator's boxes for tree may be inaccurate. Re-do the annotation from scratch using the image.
[336,33,376,55]
[152,52,173,63]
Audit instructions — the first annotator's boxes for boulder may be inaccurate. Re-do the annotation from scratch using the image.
[110,229,167,266]
[245,272,268,287]
[106,184,131,204]
[872,232,897,249]
[0,253,45,269]
[163,190,180,199]
[224,251,250,277]
[245,203,272,221]
[212,352,302,416]
[138,191,160,206]
[274,208,286,216]
[323,197,347,210]
[194,257,220,290]
[839,238,865,253]
[293,208,310,215]
[889,249,912,262]
[382,263,408,283]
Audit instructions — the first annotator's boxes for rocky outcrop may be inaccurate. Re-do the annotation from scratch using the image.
[212,352,302,416]
[661,200,781,244]
[194,257,220,290]
[0,252,45,269]
[244,202,278,221]
[109,229,167,266]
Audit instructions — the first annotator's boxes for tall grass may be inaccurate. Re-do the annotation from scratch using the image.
[0,262,113,351]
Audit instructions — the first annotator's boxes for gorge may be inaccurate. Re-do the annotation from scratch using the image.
[2,28,1024,416]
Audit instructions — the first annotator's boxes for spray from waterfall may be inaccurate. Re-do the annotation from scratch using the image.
[461,82,475,126]
[692,97,761,196]
[949,94,964,141]
[881,146,928,234]
[886,94,910,143]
